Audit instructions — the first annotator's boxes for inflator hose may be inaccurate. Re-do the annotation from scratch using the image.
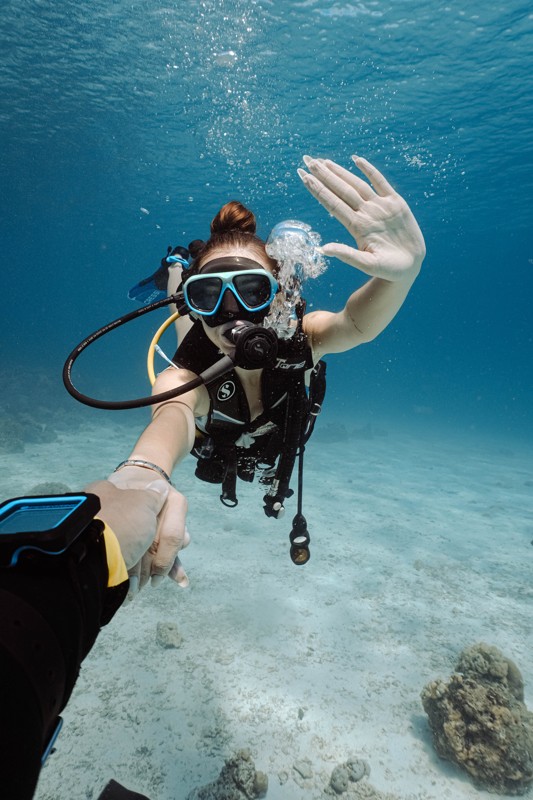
[62,295,234,410]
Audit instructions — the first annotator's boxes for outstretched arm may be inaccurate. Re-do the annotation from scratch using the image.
[298,156,426,358]
[107,367,206,593]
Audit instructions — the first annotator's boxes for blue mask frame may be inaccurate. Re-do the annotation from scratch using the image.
[183,269,278,317]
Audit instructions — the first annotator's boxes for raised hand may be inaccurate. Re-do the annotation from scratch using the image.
[298,155,425,282]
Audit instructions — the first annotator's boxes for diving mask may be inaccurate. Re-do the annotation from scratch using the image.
[183,257,278,327]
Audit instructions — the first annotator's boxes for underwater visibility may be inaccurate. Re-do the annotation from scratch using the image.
[1,1,532,799]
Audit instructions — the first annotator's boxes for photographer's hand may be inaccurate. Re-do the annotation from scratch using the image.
[94,467,191,596]
[85,478,170,569]
[128,483,190,594]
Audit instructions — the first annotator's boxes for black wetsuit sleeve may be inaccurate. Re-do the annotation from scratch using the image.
[0,522,128,800]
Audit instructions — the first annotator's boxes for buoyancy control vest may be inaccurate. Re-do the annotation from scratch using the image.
[172,318,326,514]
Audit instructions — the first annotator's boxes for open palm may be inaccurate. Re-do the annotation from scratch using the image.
[298,155,426,282]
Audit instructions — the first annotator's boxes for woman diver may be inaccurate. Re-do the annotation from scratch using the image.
[108,155,426,592]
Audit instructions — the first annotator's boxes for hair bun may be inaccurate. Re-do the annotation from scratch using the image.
[210,201,257,236]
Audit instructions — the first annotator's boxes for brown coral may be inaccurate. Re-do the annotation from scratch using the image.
[186,749,268,799]
[421,643,533,795]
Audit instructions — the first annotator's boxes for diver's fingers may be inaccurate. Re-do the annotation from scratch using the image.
[320,242,379,275]
[181,525,191,550]
[352,155,396,197]
[167,555,190,588]
[303,156,366,210]
[151,487,189,579]
[321,159,375,200]
[139,550,154,589]
[127,561,141,601]
[298,169,359,234]
[153,528,190,587]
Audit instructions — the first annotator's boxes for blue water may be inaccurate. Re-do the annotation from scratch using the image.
[1,5,533,798]
[1,0,532,439]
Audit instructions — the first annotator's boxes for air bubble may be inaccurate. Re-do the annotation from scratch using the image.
[264,220,327,339]
[213,50,238,67]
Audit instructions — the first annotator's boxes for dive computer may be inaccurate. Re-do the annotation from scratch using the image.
[0,493,101,568]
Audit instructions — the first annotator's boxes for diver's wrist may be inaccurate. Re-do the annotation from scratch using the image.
[112,459,172,485]
[107,463,170,490]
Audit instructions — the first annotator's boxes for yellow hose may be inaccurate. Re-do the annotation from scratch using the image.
[147,311,180,385]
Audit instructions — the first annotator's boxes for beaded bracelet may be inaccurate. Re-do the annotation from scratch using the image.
[113,459,173,485]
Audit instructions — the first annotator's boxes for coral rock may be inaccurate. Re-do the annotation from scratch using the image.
[155,622,183,649]
[186,749,268,799]
[421,643,533,794]
[327,759,370,795]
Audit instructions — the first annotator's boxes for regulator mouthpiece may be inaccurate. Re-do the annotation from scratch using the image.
[223,321,278,369]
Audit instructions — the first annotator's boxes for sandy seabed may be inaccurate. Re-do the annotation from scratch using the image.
[1,416,532,800]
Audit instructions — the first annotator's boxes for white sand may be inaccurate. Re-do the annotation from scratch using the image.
[2,418,532,800]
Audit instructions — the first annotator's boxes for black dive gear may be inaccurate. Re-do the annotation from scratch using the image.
[174,306,326,563]
[0,492,128,798]
[0,492,106,773]
[97,780,151,799]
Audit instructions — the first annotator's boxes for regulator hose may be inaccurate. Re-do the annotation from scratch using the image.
[62,295,234,410]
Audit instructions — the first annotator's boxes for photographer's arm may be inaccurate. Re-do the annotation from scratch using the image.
[0,483,168,800]
[107,367,206,592]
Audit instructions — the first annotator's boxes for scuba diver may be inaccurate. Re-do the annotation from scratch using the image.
[105,154,426,590]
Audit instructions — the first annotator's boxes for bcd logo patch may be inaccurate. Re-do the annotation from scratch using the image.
[217,381,236,401]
